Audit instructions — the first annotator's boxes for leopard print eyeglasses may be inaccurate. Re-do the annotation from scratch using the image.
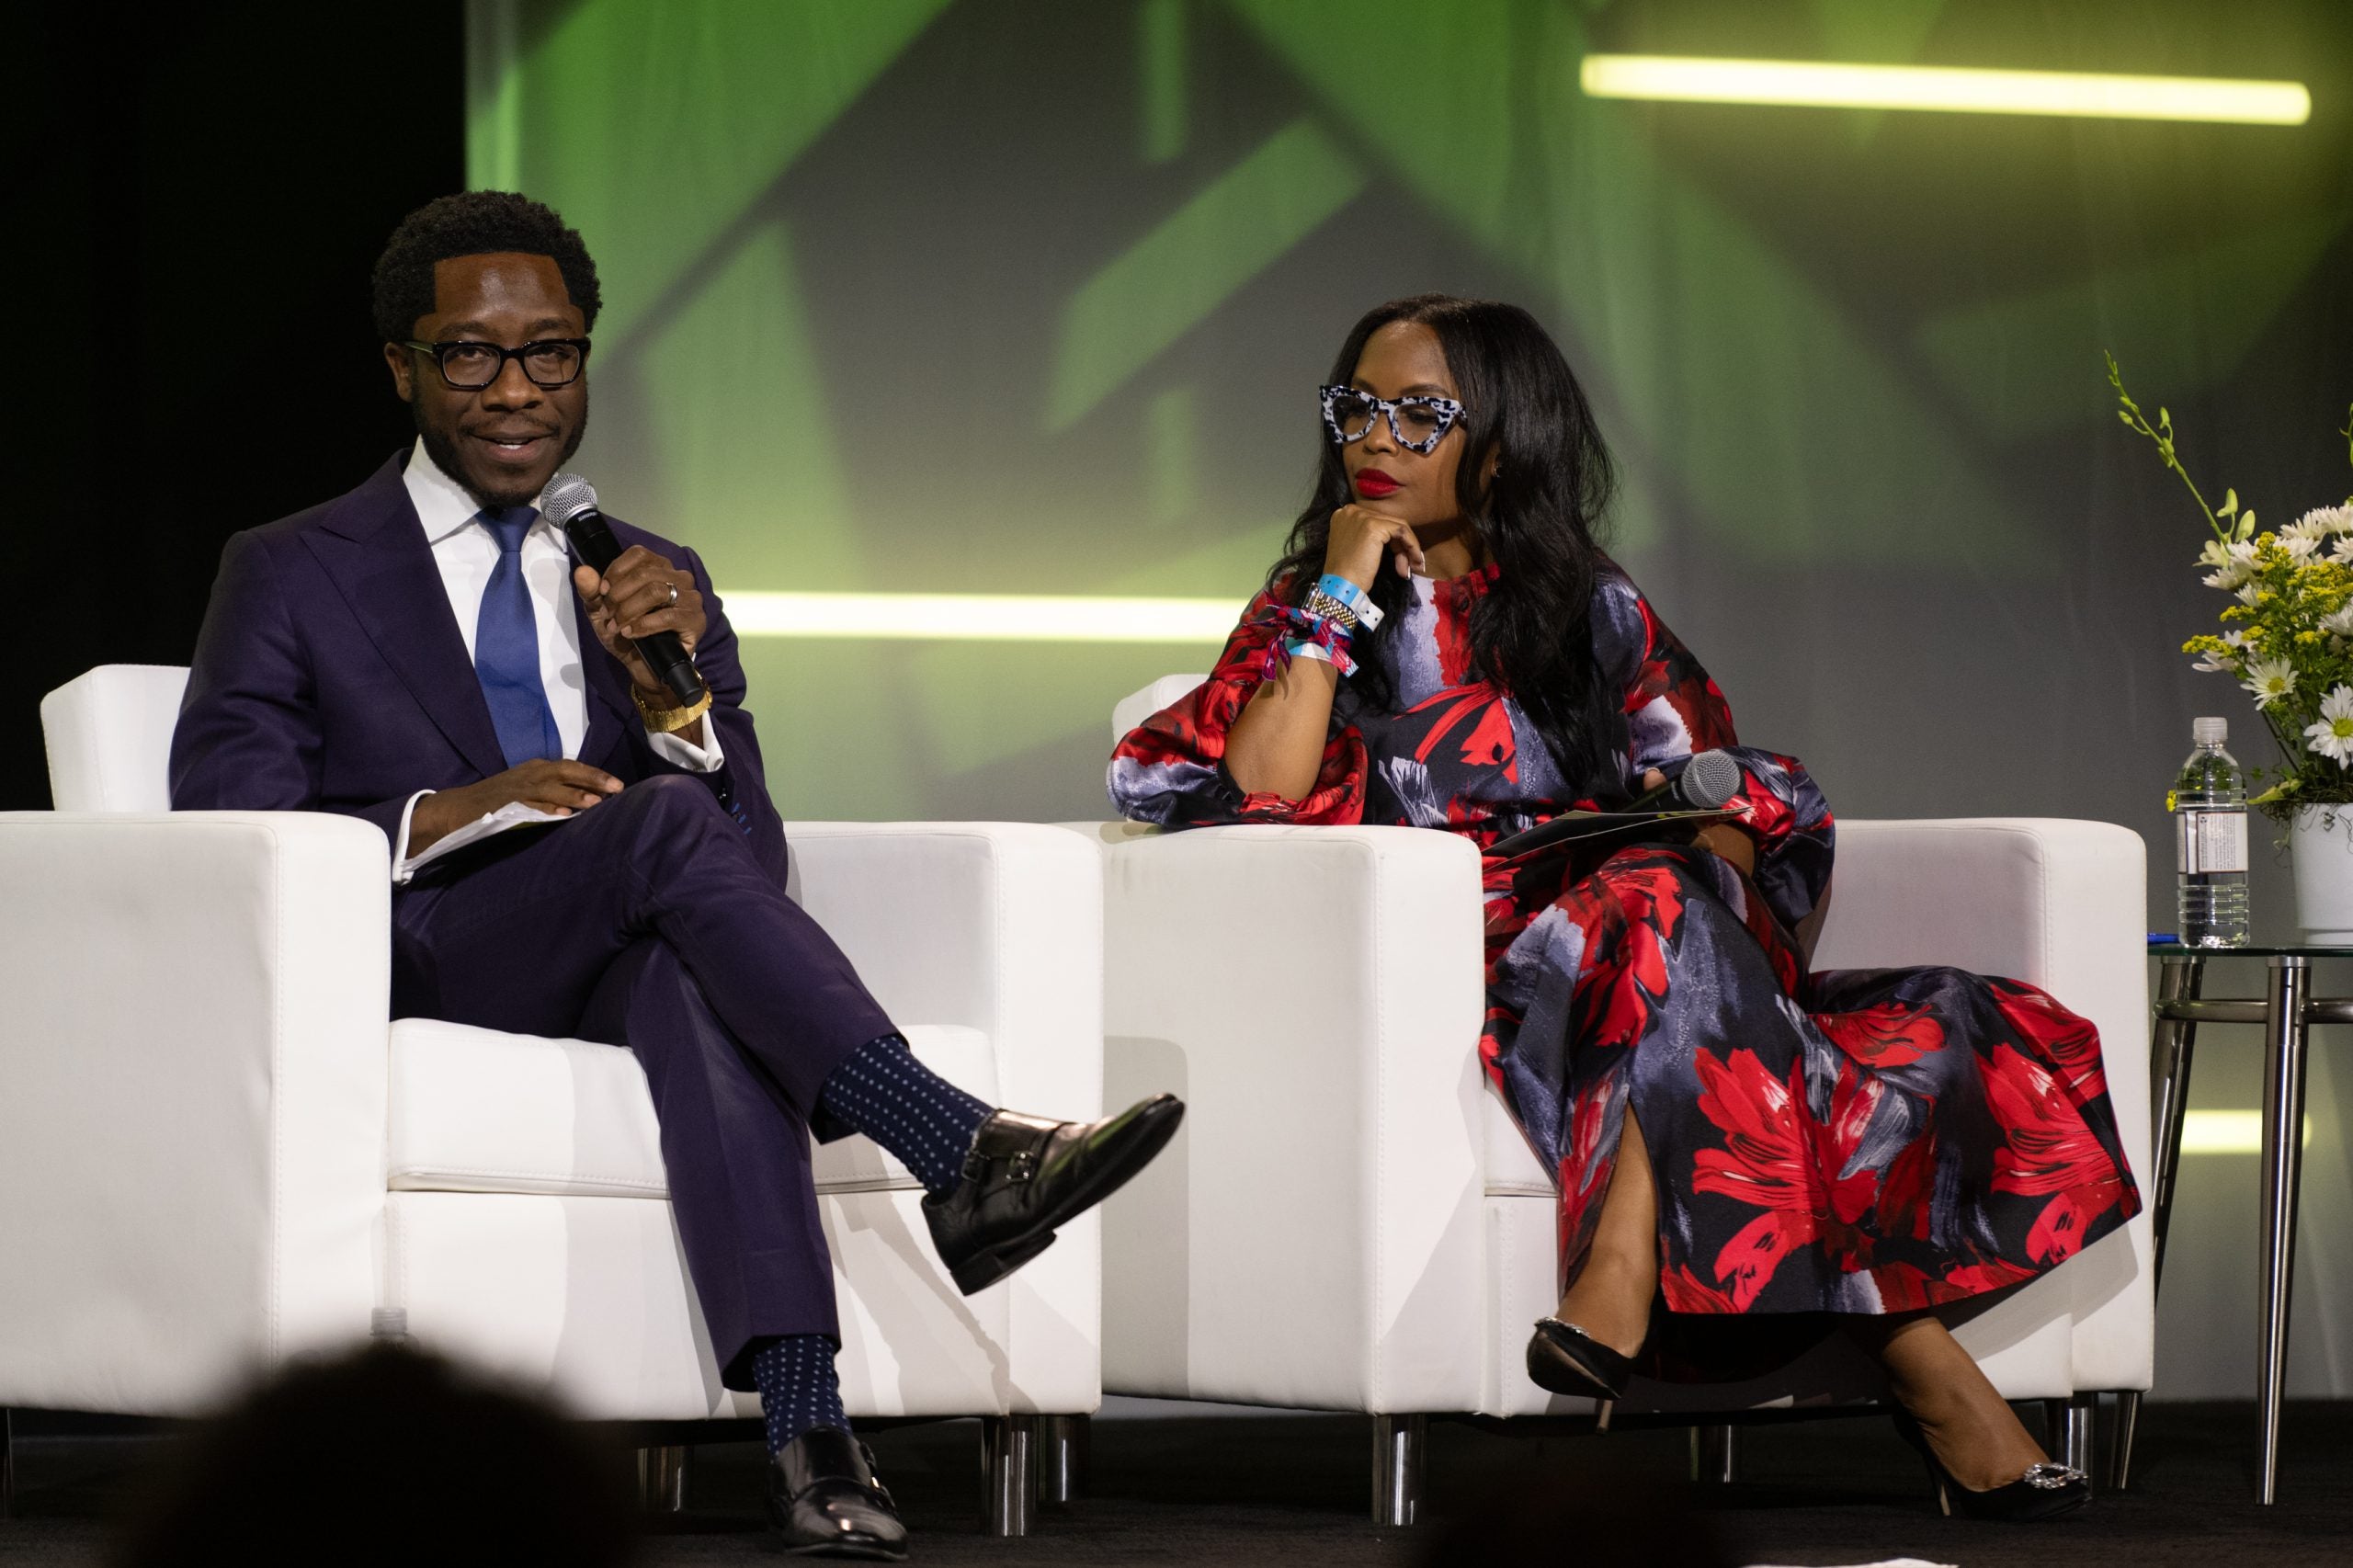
[1319,384,1466,454]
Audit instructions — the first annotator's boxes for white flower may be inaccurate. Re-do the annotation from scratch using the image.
[2198,539,2261,589]
[2324,604,2353,638]
[2286,511,2339,544]
[2299,505,2353,537]
[2308,686,2353,767]
[2279,533,2320,562]
[2237,583,2264,606]
[2245,656,2297,708]
[2332,537,2353,565]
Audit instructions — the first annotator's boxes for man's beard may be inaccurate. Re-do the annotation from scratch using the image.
[414,396,589,512]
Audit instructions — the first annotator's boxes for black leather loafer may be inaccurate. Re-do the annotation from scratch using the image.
[924,1095,1185,1294]
[766,1428,908,1560]
[1525,1317,1636,1400]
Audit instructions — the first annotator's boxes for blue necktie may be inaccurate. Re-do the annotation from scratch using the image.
[473,506,563,768]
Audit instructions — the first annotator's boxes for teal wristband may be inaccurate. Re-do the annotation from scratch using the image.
[1315,573,1381,631]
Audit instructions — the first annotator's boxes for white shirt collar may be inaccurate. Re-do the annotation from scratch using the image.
[403,437,553,546]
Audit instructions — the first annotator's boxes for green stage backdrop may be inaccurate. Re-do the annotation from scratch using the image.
[472,0,2353,1401]
[468,0,2343,837]
[469,0,2348,838]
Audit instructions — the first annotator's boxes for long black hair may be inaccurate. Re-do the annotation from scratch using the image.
[1268,294,1619,785]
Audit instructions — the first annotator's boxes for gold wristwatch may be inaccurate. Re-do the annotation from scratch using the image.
[632,685,714,734]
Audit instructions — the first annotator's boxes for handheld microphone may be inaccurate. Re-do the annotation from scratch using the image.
[543,472,708,709]
[1626,748,1743,813]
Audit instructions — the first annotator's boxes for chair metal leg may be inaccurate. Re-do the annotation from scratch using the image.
[1371,1415,1427,1527]
[2,1406,14,1520]
[636,1444,689,1513]
[2257,956,2311,1506]
[1691,1423,1737,1483]
[982,1415,1038,1538]
[2148,954,2206,1290]
[2044,1394,2096,1489]
[1039,1415,1088,1506]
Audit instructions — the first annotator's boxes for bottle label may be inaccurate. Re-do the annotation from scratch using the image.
[2177,810,2249,874]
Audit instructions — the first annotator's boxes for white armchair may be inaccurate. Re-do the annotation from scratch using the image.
[0,665,1107,1532]
[1089,676,2154,1523]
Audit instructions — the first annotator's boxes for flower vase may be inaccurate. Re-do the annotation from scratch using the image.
[2291,806,2353,942]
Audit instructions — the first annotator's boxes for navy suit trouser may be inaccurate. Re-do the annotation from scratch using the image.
[389,773,895,1386]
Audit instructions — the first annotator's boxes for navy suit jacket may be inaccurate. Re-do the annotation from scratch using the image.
[170,452,788,881]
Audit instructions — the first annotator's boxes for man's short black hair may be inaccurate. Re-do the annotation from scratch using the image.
[371,190,603,344]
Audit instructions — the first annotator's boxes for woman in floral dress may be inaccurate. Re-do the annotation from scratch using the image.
[1108,296,2138,1520]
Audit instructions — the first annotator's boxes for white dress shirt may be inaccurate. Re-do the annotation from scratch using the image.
[391,438,721,881]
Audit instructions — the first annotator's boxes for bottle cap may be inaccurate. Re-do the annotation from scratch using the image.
[2193,717,2228,745]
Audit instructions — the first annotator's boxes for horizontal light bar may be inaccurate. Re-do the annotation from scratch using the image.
[2181,1109,2313,1155]
[1579,54,2311,125]
[723,591,1240,642]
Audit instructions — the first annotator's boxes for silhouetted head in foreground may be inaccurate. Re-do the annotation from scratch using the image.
[1420,1469,1737,1567]
[113,1344,638,1568]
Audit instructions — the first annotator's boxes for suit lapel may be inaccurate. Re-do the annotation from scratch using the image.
[304,455,512,780]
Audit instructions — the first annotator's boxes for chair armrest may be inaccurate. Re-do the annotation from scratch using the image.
[1813,817,2153,1392]
[0,812,392,1414]
[1084,822,1489,1412]
[1813,817,2149,1105]
[781,822,1104,1123]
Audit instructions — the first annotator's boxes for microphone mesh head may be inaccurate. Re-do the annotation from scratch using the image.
[541,472,599,526]
[1680,749,1745,811]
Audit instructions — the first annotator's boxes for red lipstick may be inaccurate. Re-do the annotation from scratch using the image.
[1355,469,1400,499]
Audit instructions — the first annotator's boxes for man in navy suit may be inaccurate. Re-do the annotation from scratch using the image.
[171,192,1178,1559]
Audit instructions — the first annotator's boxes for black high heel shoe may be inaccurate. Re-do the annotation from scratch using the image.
[1889,1407,2089,1522]
[1525,1318,1637,1400]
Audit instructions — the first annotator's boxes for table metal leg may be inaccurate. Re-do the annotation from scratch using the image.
[2149,954,2207,1288]
[2109,1390,2139,1493]
[2117,953,2206,1491]
[2256,956,2311,1506]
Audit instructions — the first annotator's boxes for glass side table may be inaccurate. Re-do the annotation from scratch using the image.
[2120,941,2353,1505]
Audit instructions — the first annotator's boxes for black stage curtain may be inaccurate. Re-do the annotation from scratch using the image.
[7,6,465,810]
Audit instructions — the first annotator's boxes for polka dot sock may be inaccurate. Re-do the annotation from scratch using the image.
[818,1032,994,1197]
[751,1334,848,1455]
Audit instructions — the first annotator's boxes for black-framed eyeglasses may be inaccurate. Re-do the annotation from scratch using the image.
[404,337,592,391]
[1319,384,1466,454]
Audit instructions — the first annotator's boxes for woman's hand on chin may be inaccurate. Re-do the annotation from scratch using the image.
[1321,505,1426,590]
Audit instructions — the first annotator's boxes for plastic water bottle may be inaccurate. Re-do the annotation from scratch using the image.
[2172,717,2250,947]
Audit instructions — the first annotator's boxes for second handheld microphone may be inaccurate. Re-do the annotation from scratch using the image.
[543,472,709,709]
[1625,748,1744,813]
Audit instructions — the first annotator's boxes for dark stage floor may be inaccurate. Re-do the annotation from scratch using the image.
[5,1402,2347,1565]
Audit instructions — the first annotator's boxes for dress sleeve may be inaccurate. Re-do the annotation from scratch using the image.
[1107,586,1369,826]
[1606,575,1836,931]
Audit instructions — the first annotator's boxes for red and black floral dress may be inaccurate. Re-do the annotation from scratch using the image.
[1108,562,2140,1324]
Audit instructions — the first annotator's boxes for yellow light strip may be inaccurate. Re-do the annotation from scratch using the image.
[2181,1109,2314,1155]
[1579,54,2311,126]
[724,590,1241,643]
